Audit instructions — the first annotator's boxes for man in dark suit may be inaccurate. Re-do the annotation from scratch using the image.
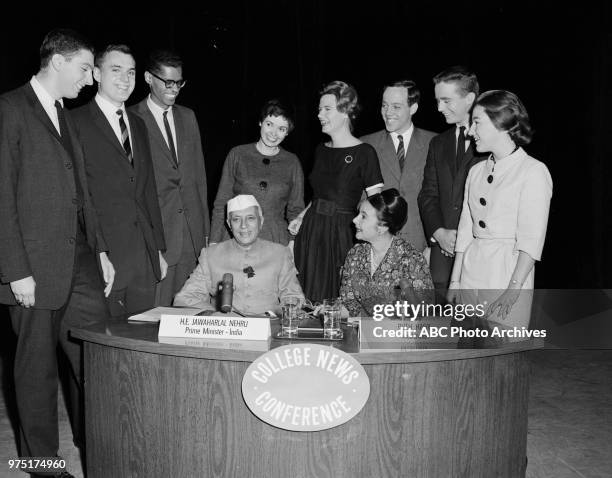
[72,44,167,317]
[130,49,210,306]
[0,29,114,474]
[361,80,436,252]
[418,66,484,301]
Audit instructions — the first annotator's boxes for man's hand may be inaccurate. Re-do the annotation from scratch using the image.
[10,276,36,308]
[159,251,168,280]
[433,228,457,257]
[99,252,115,297]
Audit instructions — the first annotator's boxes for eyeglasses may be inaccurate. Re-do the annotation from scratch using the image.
[148,71,186,89]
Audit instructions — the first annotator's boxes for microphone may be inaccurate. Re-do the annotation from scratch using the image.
[219,273,234,313]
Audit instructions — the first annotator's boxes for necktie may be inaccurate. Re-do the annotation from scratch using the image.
[55,101,83,204]
[116,109,133,164]
[397,135,405,172]
[163,110,178,166]
[456,126,466,173]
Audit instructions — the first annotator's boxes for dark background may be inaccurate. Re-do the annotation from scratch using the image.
[1,2,610,288]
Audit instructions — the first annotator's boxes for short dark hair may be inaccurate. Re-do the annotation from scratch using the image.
[433,66,479,97]
[383,80,420,106]
[146,49,183,76]
[94,44,134,68]
[39,29,94,69]
[367,188,407,235]
[475,90,533,146]
[320,80,360,130]
[259,99,295,133]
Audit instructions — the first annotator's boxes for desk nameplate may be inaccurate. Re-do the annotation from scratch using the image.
[158,314,271,341]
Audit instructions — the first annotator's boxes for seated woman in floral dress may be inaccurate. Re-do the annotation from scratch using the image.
[340,188,434,317]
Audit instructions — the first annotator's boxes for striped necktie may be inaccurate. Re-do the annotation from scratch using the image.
[116,109,133,164]
[397,135,405,172]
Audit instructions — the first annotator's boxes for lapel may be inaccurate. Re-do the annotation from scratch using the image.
[23,84,62,144]
[458,141,479,176]
[125,110,144,176]
[89,101,132,168]
[381,132,401,181]
[138,100,177,168]
[172,106,185,167]
[402,128,426,175]
[443,127,457,177]
[23,85,75,195]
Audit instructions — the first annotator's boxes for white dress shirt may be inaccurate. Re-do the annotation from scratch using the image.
[95,93,132,147]
[30,76,61,134]
[389,123,414,156]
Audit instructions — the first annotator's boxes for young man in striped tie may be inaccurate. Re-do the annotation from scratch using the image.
[361,80,436,254]
[72,44,167,316]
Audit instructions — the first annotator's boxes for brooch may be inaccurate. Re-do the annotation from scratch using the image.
[243,266,255,278]
[344,155,353,164]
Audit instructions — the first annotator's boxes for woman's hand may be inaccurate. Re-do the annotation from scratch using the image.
[288,216,303,236]
[485,288,522,321]
[446,280,461,304]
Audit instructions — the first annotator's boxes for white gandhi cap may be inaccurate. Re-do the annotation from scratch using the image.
[226,194,263,220]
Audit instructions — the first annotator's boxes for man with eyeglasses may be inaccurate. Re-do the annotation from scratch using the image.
[418,66,485,303]
[130,49,210,306]
[72,44,167,317]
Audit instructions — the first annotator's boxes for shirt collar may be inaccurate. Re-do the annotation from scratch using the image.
[95,92,126,118]
[147,94,172,116]
[390,123,414,141]
[456,122,470,134]
[30,75,60,109]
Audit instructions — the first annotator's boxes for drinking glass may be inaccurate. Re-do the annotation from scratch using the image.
[281,297,300,337]
[323,298,342,339]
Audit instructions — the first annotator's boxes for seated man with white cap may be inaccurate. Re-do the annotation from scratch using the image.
[174,194,304,314]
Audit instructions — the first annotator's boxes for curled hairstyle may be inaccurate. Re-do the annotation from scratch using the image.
[384,79,420,106]
[39,29,94,69]
[320,80,361,130]
[94,44,134,68]
[146,49,183,75]
[433,65,479,97]
[259,99,295,133]
[475,90,533,146]
[367,188,407,235]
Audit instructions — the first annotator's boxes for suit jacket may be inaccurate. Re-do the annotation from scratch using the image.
[72,100,166,290]
[418,127,484,236]
[417,126,485,286]
[0,83,106,308]
[129,99,209,266]
[361,127,436,251]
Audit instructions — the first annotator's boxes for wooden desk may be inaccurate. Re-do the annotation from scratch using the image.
[73,319,541,477]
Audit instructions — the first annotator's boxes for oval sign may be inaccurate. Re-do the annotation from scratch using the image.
[242,344,370,431]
